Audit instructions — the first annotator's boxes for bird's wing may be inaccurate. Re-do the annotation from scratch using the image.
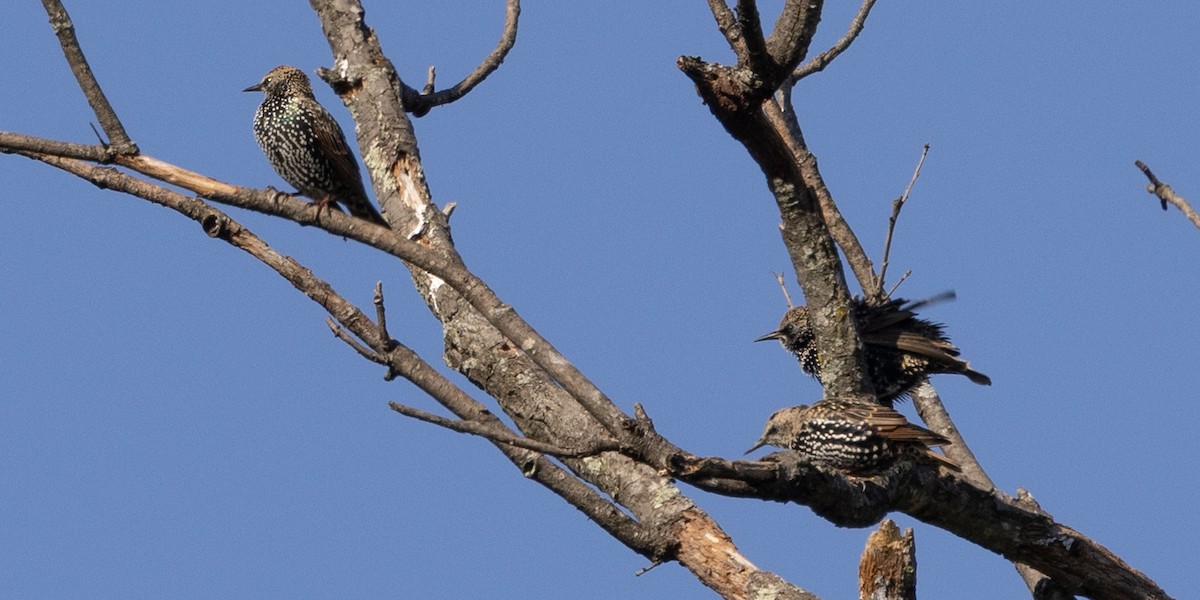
[857,301,915,334]
[308,100,367,195]
[867,330,964,361]
[859,404,951,445]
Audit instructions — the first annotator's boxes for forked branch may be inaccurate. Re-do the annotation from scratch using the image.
[404,0,521,115]
[876,143,929,297]
[40,0,137,154]
[792,0,878,81]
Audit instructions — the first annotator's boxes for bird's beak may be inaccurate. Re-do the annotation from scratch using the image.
[754,330,782,343]
[744,438,767,455]
[242,83,263,93]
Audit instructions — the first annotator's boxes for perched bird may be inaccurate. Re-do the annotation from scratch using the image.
[745,399,959,474]
[756,294,990,406]
[244,65,387,227]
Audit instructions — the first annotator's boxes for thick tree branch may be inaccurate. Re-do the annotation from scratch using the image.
[678,55,873,401]
[910,384,1074,599]
[762,95,879,298]
[735,0,771,75]
[306,4,808,598]
[764,0,823,74]
[652,449,1169,600]
[307,0,644,447]
[685,14,1098,594]
[306,0,429,237]
[40,0,137,154]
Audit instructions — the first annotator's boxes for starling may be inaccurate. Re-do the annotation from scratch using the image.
[244,65,388,227]
[756,294,990,406]
[745,399,959,474]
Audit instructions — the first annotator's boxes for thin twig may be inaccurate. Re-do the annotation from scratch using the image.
[885,270,911,298]
[792,0,878,81]
[877,144,929,297]
[772,272,795,308]
[373,281,398,351]
[327,318,387,364]
[40,0,137,154]
[422,66,436,95]
[388,401,619,458]
[1134,160,1200,231]
[634,560,664,577]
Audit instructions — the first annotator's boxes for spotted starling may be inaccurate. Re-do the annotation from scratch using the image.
[244,65,387,227]
[756,294,990,406]
[745,399,959,474]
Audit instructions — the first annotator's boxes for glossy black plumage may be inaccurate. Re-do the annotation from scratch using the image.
[757,294,990,406]
[244,65,387,227]
[746,399,958,474]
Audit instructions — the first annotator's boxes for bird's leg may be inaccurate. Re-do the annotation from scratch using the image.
[310,194,346,222]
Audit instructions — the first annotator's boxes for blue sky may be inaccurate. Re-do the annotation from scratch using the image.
[2,1,1196,598]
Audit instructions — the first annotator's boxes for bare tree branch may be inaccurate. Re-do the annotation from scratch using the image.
[763,94,880,299]
[15,141,638,449]
[735,0,771,74]
[306,1,651,448]
[772,271,796,308]
[6,130,642,472]
[405,0,521,115]
[0,131,110,162]
[39,0,136,154]
[1135,160,1200,230]
[327,318,388,364]
[304,5,813,598]
[6,2,1176,598]
[372,281,398,351]
[877,144,929,297]
[674,8,1168,597]
[387,401,620,458]
[24,149,671,569]
[764,0,824,73]
[792,0,878,81]
[910,384,1074,598]
[885,270,911,297]
[678,54,875,401]
[654,449,1169,600]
